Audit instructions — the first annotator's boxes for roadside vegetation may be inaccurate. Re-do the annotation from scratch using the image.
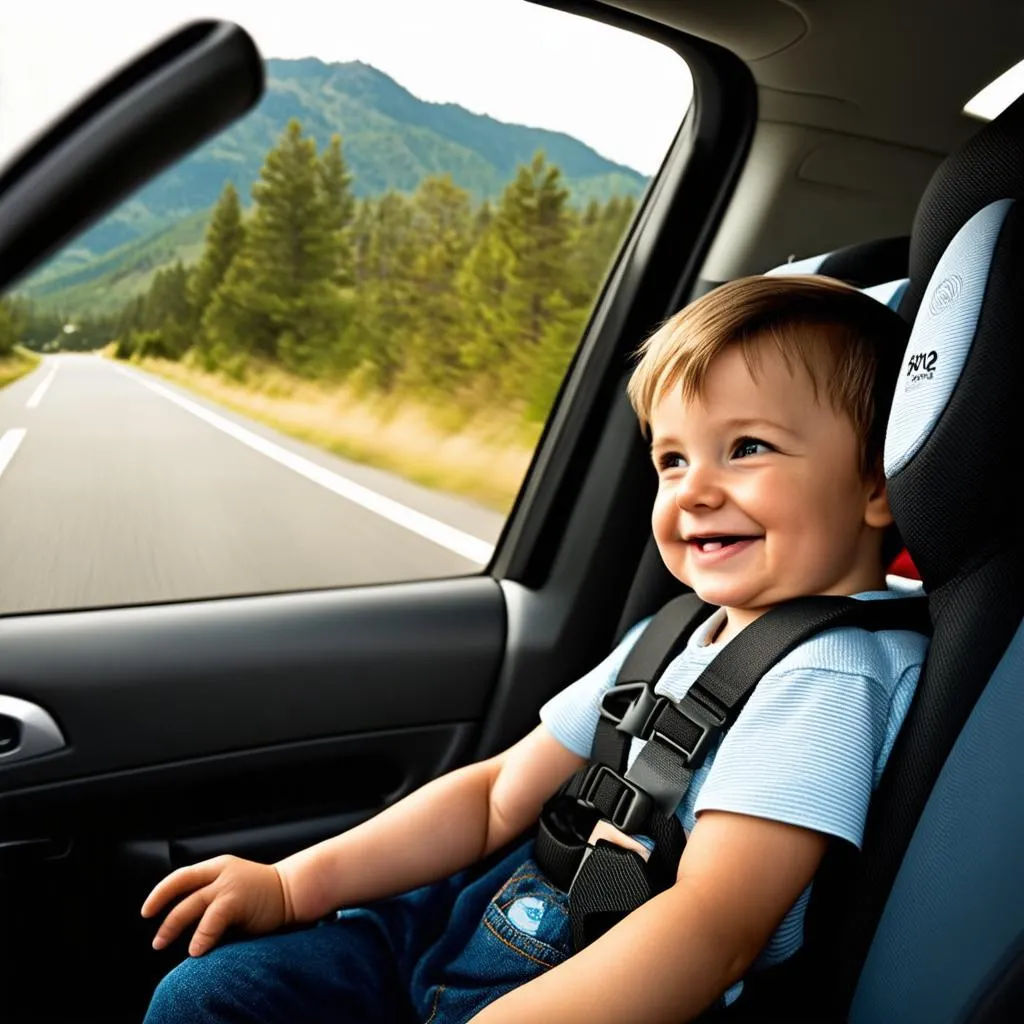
[0,301,41,388]
[8,118,636,506]
[133,354,536,512]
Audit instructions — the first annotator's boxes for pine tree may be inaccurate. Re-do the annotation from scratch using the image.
[527,290,588,422]
[455,224,515,378]
[400,175,473,392]
[189,182,245,334]
[350,198,375,286]
[572,193,636,304]
[458,151,580,402]
[318,135,356,287]
[471,200,494,243]
[0,297,18,356]
[338,191,414,387]
[204,119,350,372]
[496,153,576,349]
[146,261,192,357]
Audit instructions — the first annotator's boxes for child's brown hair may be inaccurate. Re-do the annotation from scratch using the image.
[627,275,909,478]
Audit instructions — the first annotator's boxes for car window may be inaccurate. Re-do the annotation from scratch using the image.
[0,0,690,616]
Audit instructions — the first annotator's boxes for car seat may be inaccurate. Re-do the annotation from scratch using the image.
[616,91,1024,1021]
[778,90,1024,1023]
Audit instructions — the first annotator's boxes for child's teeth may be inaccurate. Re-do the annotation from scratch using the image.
[702,540,723,552]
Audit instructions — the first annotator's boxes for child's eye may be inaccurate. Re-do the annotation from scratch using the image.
[732,437,773,459]
[657,451,687,471]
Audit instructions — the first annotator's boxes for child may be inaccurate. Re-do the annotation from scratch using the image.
[142,275,927,1023]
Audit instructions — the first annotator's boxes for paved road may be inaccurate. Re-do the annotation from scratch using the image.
[0,356,505,616]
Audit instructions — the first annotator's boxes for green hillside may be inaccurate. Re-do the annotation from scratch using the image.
[49,58,645,259]
[27,211,210,315]
[21,58,645,317]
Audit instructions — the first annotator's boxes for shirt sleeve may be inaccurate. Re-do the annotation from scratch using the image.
[539,618,651,757]
[693,666,891,848]
[876,662,923,786]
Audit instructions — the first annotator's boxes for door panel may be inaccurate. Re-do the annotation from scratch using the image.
[0,579,501,1022]
[0,576,503,786]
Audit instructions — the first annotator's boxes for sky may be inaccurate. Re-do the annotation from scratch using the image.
[0,0,692,175]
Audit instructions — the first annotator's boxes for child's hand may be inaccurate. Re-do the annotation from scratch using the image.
[141,854,290,957]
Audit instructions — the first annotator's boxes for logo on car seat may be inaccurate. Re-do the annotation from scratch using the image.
[929,274,962,316]
[905,350,938,390]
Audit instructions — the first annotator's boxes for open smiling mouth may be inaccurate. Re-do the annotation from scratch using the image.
[688,535,761,552]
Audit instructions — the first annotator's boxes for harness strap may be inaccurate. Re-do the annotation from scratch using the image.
[590,593,712,772]
[536,594,712,891]
[536,593,932,955]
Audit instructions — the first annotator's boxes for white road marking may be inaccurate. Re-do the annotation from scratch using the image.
[113,366,495,565]
[26,363,58,408]
[0,428,27,481]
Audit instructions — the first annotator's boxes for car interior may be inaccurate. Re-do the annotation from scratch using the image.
[0,1,1022,1021]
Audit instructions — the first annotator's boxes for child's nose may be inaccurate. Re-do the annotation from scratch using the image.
[673,462,725,510]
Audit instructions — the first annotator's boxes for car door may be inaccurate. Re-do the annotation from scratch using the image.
[0,5,754,1021]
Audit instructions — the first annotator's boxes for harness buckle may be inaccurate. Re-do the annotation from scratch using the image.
[653,693,724,768]
[616,685,667,738]
[598,682,650,725]
[578,763,652,834]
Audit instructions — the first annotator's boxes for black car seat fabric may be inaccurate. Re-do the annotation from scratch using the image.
[806,96,1024,1022]
[899,99,1024,323]
[766,240,910,313]
[765,235,910,290]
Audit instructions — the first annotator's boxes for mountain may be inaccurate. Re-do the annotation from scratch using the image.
[25,211,211,315]
[38,58,646,271]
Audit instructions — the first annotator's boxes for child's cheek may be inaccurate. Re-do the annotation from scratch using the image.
[652,493,678,544]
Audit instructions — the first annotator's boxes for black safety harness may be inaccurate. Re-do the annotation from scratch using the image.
[535,592,932,954]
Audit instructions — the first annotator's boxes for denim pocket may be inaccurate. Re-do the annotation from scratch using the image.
[481,861,572,969]
[419,857,572,1023]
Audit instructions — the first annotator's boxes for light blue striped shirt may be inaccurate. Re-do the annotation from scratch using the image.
[539,586,929,995]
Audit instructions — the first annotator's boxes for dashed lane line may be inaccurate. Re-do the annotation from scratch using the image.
[26,363,58,409]
[0,428,27,482]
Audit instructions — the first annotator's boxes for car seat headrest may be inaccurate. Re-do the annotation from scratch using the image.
[899,93,1024,323]
[885,197,1024,588]
[765,236,909,288]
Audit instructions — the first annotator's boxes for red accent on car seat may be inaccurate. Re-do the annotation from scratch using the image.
[888,548,920,579]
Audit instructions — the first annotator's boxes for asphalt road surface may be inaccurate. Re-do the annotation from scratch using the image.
[0,356,505,616]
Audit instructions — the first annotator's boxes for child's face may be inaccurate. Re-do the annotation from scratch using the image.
[649,338,892,632]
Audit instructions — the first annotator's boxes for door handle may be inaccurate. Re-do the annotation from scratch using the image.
[0,695,66,765]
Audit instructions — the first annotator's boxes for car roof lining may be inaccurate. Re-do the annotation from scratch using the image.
[599,0,1024,155]
[583,0,1019,280]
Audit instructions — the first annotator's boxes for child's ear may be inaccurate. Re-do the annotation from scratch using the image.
[863,462,894,529]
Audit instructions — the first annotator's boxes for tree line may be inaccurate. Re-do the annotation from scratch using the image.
[0,299,18,357]
[13,119,637,421]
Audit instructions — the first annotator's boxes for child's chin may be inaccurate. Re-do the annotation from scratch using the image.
[690,583,754,608]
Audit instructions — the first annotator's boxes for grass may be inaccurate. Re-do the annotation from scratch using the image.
[0,347,41,389]
[128,356,540,513]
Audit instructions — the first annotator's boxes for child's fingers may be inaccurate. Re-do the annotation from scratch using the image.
[141,857,229,918]
[151,888,212,950]
[187,898,236,957]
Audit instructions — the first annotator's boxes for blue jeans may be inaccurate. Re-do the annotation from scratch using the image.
[143,840,572,1024]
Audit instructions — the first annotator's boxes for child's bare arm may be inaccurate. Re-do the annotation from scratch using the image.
[277,724,585,922]
[471,810,829,1024]
[143,724,584,953]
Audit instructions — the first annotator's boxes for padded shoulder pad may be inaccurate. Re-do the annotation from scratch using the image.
[886,198,1024,587]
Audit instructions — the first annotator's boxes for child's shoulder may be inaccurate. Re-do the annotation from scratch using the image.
[771,590,929,695]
